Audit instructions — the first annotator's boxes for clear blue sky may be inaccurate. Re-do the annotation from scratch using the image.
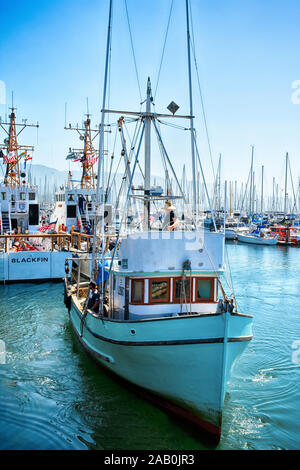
[1,0,300,198]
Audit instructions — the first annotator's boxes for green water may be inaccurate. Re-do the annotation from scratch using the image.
[0,242,299,450]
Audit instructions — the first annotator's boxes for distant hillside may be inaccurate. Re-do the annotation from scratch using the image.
[30,164,81,189]
[28,163,186,204]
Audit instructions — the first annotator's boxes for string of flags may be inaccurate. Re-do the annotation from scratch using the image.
[1,151,32,164]
[66,152,98,163]
[3,152,16,164]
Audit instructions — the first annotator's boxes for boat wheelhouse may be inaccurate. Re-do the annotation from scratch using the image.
[111,230,223,320]
[0,106,40,234]
[0,183,39,233]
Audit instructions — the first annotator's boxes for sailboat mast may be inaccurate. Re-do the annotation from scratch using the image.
[284,152,288,217]
[218,154,221,212]
[261,165,264,214]
[272,176,275,215]
[185,0,197,215]
[249,145,254,215]
[143,78,152,231]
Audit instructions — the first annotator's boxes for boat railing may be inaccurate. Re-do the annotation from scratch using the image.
[0,230,119,253]
[0,233,72,252]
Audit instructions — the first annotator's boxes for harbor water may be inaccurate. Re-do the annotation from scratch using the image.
[0,242,299,450]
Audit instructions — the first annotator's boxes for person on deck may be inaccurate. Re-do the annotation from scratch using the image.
[162,200,177,230]
[87,281,100,314]
[83,222,92,235]
[78,194,85,215]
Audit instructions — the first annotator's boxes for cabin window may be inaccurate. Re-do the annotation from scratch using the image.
[131,279,144,304]
[20,192,26,200]
[149,279,169,303]
[67,205,76,218]
[173,278,191,302]
[29,193,35,200]
[195,279,213,302]
[68,194,74,202]
[1,192,6,200]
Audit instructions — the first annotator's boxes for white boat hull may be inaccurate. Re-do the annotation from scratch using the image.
[237,234,278,245]
[0,250,71,282]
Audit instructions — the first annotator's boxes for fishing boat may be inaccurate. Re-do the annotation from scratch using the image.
[64,0,253,444]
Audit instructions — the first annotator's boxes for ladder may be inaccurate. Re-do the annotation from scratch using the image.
[1,211,11,234]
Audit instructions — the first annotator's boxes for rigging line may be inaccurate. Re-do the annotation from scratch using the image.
[157,119,190,131]
[153,119,198,229]
[224,244,236,299]
[105,127,118,199]
[288,157,297,211]
[124,120,144,178]
[153,110,174,194]
[124,0,142,102]
[108,118,142,201]
[192,132,217,231]
[153,0,174,100]
[106,151,124,202]
[240,166,252,212]
[108,122,146,279]
[188,0,215,181]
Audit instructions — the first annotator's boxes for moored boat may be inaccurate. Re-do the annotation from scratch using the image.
[237,228,278,245]
[65,229,253,443]
[64,0,254,444]
[269,225,300,247]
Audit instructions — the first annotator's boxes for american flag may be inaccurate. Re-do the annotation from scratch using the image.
[3,152,16,164]
[37,221,57,232]
[87,154,98,164]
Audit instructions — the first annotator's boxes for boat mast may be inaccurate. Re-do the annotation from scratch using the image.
[229,181,231,216]
[143,77,152,231]
[218,154,221,212]
[185,0,197,215]
[284,152,288,217]
[249,145,254,216]
[92,0,113,280]
[64,113,99,190]
[272,176,275,215]
[0,101,38,187]
[261,164,264,214]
